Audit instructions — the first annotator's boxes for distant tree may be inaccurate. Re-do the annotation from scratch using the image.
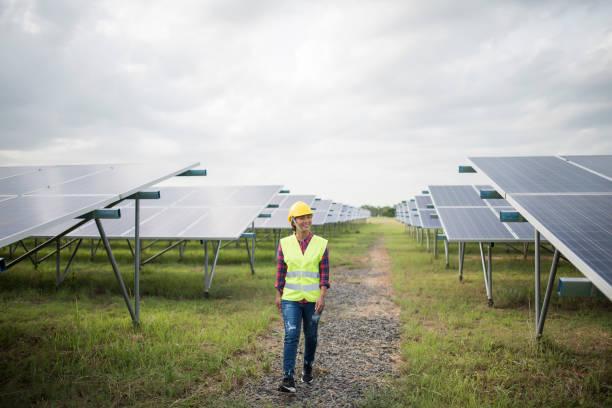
[360,205,395,217]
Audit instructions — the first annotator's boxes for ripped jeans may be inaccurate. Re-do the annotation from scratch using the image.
[281,300,321,377]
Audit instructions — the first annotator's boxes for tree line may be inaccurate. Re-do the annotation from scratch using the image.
[360,205,395,217]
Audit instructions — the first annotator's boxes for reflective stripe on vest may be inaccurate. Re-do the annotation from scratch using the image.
[286,271,320,279]
[281,234,328,302]
[284,283,320,292]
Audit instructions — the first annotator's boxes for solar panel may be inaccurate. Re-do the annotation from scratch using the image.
[0,163,198,248]
[36,185,282,241]
[428,185,487,207]
[436,207,516,242]
[562,155,612,179]
[256,194,316,229]
[312,200,332,226]
[510,194,612,298]
[326,203,342,224]
[410,212,422,228]
[469,156,612,195]
[428,185,536,242]
[418,209,442,229]
[415,195,433,209]
[469,155,612,300]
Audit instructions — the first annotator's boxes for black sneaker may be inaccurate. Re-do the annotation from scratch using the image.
[278,375,296,393]
[301,364,313,384]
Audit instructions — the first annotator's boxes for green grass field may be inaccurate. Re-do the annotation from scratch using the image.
[0,219,610,407]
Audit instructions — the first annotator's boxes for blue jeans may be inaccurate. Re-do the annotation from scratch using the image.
[281,300,321,377]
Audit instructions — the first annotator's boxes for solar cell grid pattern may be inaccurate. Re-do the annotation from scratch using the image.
[36,185,281,240]
[415,195,433,209]
[428,185,487,207]
[256,194,316,229]
[326,203,342,224]
[418,209,442,229]
[511,194,612,298]
[0,163,197,248]
[312,200,332,225]
[562,155,612,179]
[410,212,422,228]
[409,200,417,211]
[469,156,612,194]
[428,184,536,242]
[436,207,515,241]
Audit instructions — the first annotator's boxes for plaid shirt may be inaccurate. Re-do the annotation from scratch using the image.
[276,232,330,303]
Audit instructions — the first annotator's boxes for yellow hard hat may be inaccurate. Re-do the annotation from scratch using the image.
[287,201,314,223]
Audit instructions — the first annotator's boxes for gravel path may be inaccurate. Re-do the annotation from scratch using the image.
[231,238,401,407]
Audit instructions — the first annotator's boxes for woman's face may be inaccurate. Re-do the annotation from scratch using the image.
[294,214,313,232]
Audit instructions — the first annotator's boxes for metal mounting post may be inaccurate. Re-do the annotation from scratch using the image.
[479,242,493,307]
[536,249,560,338]
[444,239,449,268]
[204,240,222,297]
[535,230,540,329]
[433,228,438,257]
[94,218,136,323]
[426,229,430,251]
[458,242,465,281]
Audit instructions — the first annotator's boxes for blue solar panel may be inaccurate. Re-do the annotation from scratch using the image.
[562,155,612,178]
[0,163,199,247]
[36,185,282,240]
[510,194,612,298]
[415,195,433,209]
[408,200,417,211]
[469,156,612,194]
[410,212,422,228]
[419,209,442,229]
[312,200,332,226]
[0,195,115,247]
[428,185,487,207]
[436,207,516,242]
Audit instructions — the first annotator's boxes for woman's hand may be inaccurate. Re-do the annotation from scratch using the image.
[315,296,325,314]
[275,291,282,312]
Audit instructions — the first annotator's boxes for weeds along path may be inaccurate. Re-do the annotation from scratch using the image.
[230,237,401,407]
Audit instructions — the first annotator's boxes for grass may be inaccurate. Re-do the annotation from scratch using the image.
[0,219,610,407]
[0,223,371,407]
[379,217,611,408]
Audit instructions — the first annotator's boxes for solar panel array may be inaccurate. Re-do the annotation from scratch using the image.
[0,163,198,248]
[469,155,612,299]
[429,185,535,242]
[36,185,282,241]
[255,194,368,230]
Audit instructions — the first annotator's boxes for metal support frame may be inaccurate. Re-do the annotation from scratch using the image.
[140,239,187,265]
[458,242,465,281]
[433,228,438,257]
[203,240,222,297]
[36,237,80,265]
[126,239,135,257]
[536,249,560,338]
[444,239,449,268]
[54,238,83,285]
[94,218,137,323]
[91,239,102,260]
[479,242,494,307]
[7,219,89,270]
[426,229,430,251]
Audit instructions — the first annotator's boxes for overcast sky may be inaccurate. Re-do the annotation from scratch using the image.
[1,1,611,206]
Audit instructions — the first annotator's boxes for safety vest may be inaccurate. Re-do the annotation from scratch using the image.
[280,234,328,302]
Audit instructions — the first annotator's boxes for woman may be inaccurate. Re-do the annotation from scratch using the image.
[275,200,330,393]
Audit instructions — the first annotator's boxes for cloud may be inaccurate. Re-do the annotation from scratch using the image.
[0,0,611,205]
